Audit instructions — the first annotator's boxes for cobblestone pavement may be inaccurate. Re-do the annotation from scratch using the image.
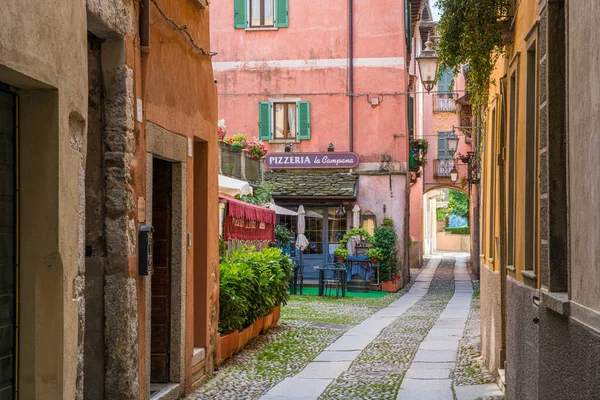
[184,255,503,400]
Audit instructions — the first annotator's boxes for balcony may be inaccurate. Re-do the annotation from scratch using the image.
[219,142,264,185]
[433,93,457,113]
[434,158,455,177]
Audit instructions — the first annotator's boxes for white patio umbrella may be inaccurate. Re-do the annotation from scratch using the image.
[352,204,361,228]
[295,205,309,251]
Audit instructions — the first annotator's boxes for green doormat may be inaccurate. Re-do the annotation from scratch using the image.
[289,286,388,298]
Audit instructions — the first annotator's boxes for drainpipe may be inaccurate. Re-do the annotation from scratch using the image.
[348,0,354,152]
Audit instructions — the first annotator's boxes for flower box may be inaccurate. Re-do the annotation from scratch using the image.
[272,305,281,326]
[262,312,274,334]
[236,325,253,353]
[217,330,239,364]
[381,278,402,293]
[251,317,263,339]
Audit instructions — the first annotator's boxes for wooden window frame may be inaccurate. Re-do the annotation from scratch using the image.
[249,0,275,28]
[272,101,297,140]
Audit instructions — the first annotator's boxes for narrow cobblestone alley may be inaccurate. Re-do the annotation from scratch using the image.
[185,254,502,400]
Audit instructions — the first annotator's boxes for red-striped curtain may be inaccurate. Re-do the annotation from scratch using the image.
[220,195,276,242]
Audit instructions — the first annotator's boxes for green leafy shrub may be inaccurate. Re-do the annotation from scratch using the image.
[338,228,373,248]
[365,247,385,261]
[237,182,274,206]
[443,226,471,235]
[333,246,349,260]
[382,217,394,227]
[274,224,292,250]
[372,226,398,282]
[218,247,293,333]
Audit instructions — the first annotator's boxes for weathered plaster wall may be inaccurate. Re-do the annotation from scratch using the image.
[480,264,502,377]
[210,0,409,163]
[0,0,88,398]
[505,277,539,400]
[145,0,219,391]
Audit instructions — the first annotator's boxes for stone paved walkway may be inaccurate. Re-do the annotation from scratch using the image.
[187,254,503,400]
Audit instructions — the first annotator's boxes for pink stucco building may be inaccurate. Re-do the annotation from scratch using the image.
[211,0,425,282]
[408,2,473,265]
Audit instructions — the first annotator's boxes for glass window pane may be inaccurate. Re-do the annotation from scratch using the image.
[328,208,347,244]
[305,208,323,254]
[287,103,296,138]
[264,0,274,26]
[250,0,261,27]
[274,103,285,139]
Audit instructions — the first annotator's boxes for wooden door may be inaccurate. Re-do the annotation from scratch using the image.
[151,158,172,383]
[0,86,16,398]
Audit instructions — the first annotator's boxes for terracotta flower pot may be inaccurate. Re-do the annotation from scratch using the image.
[336,256,345,262]
[381,279,402,293]
[217,330,239,364]
[262,312,274,334]
[236,325,253,353]
[371,258,379,263]
[251,317,263,339]
[272,305,281,326]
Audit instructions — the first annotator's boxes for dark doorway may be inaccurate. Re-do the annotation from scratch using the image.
[151,158,173,383]
[0,84,16,398]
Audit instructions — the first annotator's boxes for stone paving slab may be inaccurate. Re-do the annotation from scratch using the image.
[261,378,332,400]
[409,362,456,370]
[324,334,377,351]
[454,384,504,400]
[418,340,460,351]
[296,361,352,379]
[412,350,458,363]
[405,368,452,379]
[312,350,361,362]
[401,378,453,391]
[396,388,454,400]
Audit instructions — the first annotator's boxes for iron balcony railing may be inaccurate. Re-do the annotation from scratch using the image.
[433,93,457,113]
[434,158,454,177]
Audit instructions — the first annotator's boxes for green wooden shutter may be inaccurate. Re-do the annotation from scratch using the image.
[438,68,453,93]
[234,0,246,29]
[408,96,414,141]
[297,101,310,140]
[259,102,272,140]
[406,2,412,55]
[438,132,449,158]
[276,0,289,27]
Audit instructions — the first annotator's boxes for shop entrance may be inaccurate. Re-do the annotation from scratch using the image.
[278,207,348,279]
[0,84,16,397]
[151,158,173,383]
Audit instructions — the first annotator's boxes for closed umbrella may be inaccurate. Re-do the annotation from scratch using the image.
[352,204,361,228]
[296,205,309,251]
[295,205,309,295]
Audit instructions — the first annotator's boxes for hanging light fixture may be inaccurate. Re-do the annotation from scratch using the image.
[450,165,459,183]
[416,35,440,93]
[447,134,459,156]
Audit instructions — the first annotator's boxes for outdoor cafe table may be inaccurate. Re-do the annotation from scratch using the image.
[315,264,347,297]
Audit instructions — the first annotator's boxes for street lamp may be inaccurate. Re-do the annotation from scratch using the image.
[447,134,459,156]
[450,166,459,183]
[416,35,440,93]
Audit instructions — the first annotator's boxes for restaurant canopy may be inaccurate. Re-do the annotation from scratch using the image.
[218,174,253,197]
[219,195,276,242]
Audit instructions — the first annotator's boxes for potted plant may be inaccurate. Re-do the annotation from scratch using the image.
[382,217,394,227]
[381,274,402,293]
[217,330,239,364]
[366,247,384,263]
[334,246,349,262]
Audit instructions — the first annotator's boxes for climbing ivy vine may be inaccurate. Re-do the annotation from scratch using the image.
[435,0,512,113]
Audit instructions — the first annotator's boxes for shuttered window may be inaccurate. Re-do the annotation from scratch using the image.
[437,131,453,159]
[235,0,288,28]
[259,100,310,141]
[437,67,454,94]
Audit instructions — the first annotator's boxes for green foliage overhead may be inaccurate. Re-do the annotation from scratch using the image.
[237,182,275,206]
[435,0,512,111]
[372,226,398,282]
[436,208,447,221]
[219,247,293,333]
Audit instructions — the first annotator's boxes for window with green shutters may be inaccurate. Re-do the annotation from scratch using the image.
[437,67,454,94]
[437,131,453,159]
[235,0,288,29]
[259,100,310,141]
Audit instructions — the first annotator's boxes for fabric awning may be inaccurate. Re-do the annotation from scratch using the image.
[219,195,276,242]
[267,203,298,216]
[218,174,253,197]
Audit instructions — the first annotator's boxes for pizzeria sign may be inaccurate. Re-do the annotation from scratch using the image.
[264,152,360,169]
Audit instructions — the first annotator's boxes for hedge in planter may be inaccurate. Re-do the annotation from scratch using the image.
[372,226,398,282]
[218,247,293,334]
